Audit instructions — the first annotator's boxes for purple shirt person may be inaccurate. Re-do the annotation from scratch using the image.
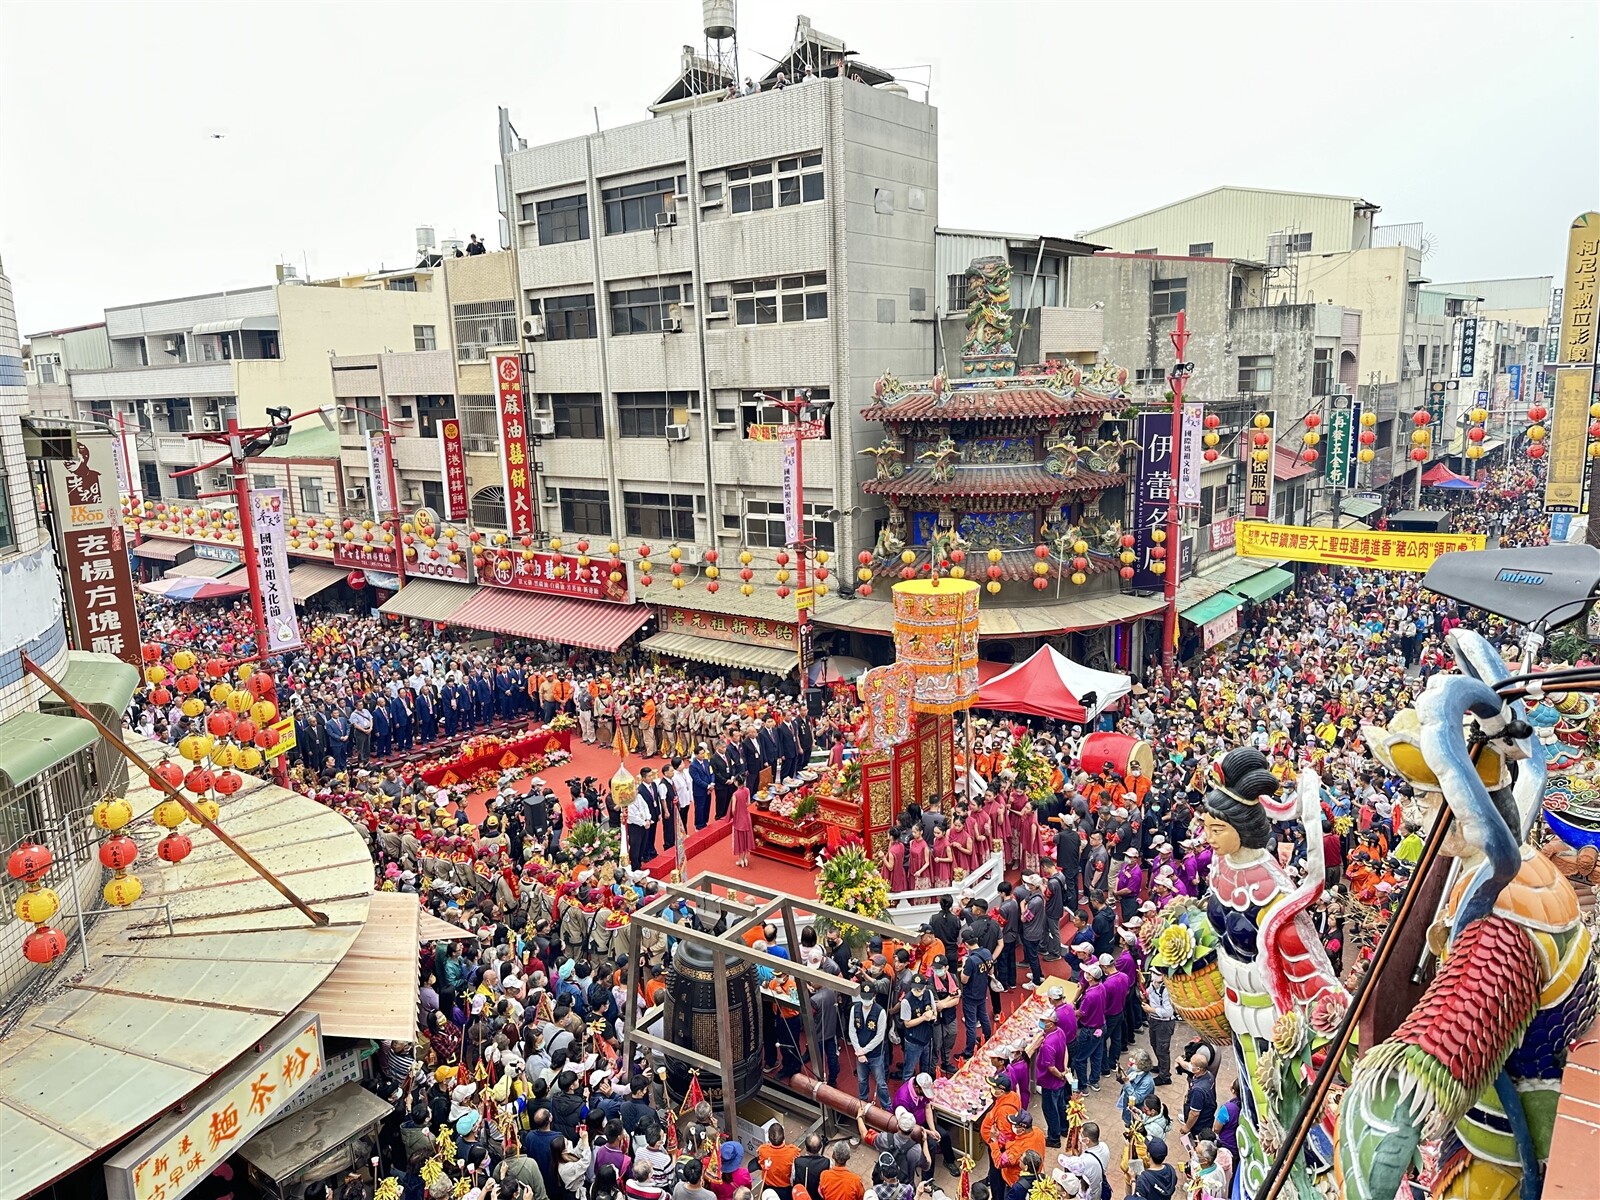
[1114,857,1144,921]
[1004,1052,1033,1110]
[1116,945,1140,980]
[1077,973,1107,1033]
[1034,1017,1070,1092]
[1055,1002,1079,1045]
[1101,958,1131,1017]
[893,1074,932,1126]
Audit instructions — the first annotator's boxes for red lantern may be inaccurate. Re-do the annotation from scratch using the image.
[174,674,200,695]
[158,833,193,863]
[1253,431,1270,447]
[858,583,873,596]
[342,518,354,531]
[1301,448,1318,463]
[776,551,790,566]
[153,760,185,789]
[1468,427,1486,443]
[859,550,873,565]
[1529,444,1547,459]
[704,549,718,563]
[1410,447,1428,462]
[1359,430,1377,445]
[670,562,683,575]
[142,643,163,663]
[1412,410,1430,426]
[256,727,280,750]
[949,548,966,564]
[23,927,67,965]
[639,574,653,587]
[347,570,367,590]
[1203,413,1220,430]
[815,568,829,581]
[214,770,243,795]
[900,568,915,580]
[1151,546,1167,560]
[98,836,138,870]
[1120,533,1136,548]
[1528,406,1548,423]
[1305,414,1322,429]
[246,672,275,699]
[776,585,791,598]
[7,841,53,883]
[740,568,754,582]
[203,658,228,679]
[184,767,214,793]
[1072,556,1088,572]
[233,718,257,743]
[1119,566,1136,581]
[637,544,652,558]
[1034,544,1049,559]
[1032,577,1049,590]
[150,687,172,707]
[1203,449,1219,462]
[987,565,1002,580]
[206,711,235,738]
[706,581,720,594]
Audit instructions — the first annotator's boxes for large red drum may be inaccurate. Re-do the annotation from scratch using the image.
[1079,731,1154,780]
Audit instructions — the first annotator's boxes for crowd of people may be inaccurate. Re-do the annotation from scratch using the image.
[129,463,1560,1200]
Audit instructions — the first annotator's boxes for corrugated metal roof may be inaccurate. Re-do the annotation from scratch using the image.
[0,735,373,1199]
[641,631,798,676]
[164,556,244,579]
[0,710,99,788]
[304,893,421,1042]
[290,561,349,603]
[377,578,475,622]
[131,538,192,563]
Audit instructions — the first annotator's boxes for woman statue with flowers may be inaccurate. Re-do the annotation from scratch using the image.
[1199,747,1349,1198]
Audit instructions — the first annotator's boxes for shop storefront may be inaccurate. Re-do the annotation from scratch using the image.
[643,602,802,679]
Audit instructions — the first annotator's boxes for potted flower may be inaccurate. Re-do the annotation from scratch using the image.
[1149,898,1231,1044]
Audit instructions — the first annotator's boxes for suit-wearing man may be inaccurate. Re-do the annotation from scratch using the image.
[759,719,782,785]
[797,714,816,765]
[639,769,662,862]
[713,739,739,822]
[326,708,351,773]
[389,692,412,753]
[742,730,765,793]
[775,716,801,781]
[415,686,437,744]
[690,748,715,830]
[470,671,494,727]
[370,693,392,758]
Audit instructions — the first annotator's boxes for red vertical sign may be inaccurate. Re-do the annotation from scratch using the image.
[438,417,468,523]
[494,354,535,536]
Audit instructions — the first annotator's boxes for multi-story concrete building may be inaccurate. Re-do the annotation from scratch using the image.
[57,275,445,504]
[1083,186,1381,262]
[23,321,110,420]
[499,37,937,570]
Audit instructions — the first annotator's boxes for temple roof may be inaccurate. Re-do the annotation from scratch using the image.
[862,465,1125,499]
[862,384,1119,423]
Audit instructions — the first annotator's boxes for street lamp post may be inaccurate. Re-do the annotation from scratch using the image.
[341,400,406,592]
[755,391,835,696]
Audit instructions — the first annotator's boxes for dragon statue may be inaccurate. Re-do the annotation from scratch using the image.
[1082,357,1131,397]
[1041,359,1081,392]
[871,510,907,563]
[1334,630,1598,1200]
[918,436,962,483]
[873,370,904,402]
[927,518,968,568]
[1043,435,1083,478]
[963,255,1015,356]
[1086,436,1141,473]
[859,436,906,482]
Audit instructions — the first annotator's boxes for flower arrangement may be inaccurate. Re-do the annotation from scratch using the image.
[567,819,621,865]
[1149,898,1231,1044]
[768,789,821,822]
[792,793,820,822]
[834,756,861,800]
[814,838,890,944]
[1003,735,1056,805]
[548,712,576,731]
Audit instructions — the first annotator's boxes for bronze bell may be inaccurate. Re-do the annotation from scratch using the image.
[663,937,764,1106]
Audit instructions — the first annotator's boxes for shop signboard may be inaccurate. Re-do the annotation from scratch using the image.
[44,430,142,668]
[332,540,399,573]
[1234,521,1485,571]
[1131,413,1174,590]
[659,605,796,647]
[493,353,536,537]
[438,417,469,522]
[1558,212,1600,366]
[1244,412,1276,521]
[1459,317,1478,378]
[1323,393,1355,488]
[1177,402,1204,506]
[478,547,635,603]
[1201,605,1240,650]
[1545,367,1596,514]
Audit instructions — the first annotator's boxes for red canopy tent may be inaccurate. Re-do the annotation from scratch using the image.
[975,645,1132,723]
[1421,462,1482,489]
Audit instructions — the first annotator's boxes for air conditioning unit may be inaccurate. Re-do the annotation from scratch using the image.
[151,402,168,417]
[345,486,367,502]
[655,210,678,229]
[522,315,546,340]
[478,327,496,345]
[210,472,231,489]
[202,414,220,432]
[662,317,684,333]
[404,485,423,503]
[530,415,555,437]
[163,337,180,354]
[665,423,691,442]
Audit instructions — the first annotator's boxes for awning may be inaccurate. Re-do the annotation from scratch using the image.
[0,710,99,788]
[304,892,421,1042]
[418,911,469,943]
[1227,566,1296,604]
[38,651,140,728]
[378,578,476,622]
[449,589,651,652]
[163,557,242,580]
[235,1082,392,1185]
[131,538,191,563]
[641,631,798,676]
[814,592,1163,639]
[1179,592,1248,626]
[191,315,279,335]
[1340,497,1382,520]
[289,560,349,603]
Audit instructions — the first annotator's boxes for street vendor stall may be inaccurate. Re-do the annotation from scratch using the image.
[928,987,1079,1156]
[236,1081,392,1199]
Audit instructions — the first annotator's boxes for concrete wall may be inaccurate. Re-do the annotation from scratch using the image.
[1294,247,1414,381]
[1084,188,1371,261]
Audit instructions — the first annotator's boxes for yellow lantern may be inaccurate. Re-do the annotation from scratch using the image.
[361,519,374,531]
[250,700,278,725]
[1033,561,1049,577]
[816,551,829,565]
[154,799,188,828]
[237,662,253,681]
[1411,430,1430,446]
[607,541,620,556]
[172,650,196,671]
[1152,561,1167,575]
[816,583,828,597]
[227,690,251,713]
[104,875,144,908]
[1528,425,1548,442]
[1252,413,1272,429]
[987,548,1002,564]
[901,549,915,565]
[668,545,680,560]
[1360,411,1377,428]
[1151,529,1166,544]
[210,743,237,768]
[740,584,754,596]
[776,569,791,584]
[1358,448,1376,463]
[178,735,207,762]
[145,664,168,684]
[15,887,61,924]
[550,537,563,552]
[1302,431,1319,447]
[237,746,264,771]
[93,797,133,831]
[1475,407,1493,423]
[949,567,964,580]
[672,577,685,589]
[1071,571,1087,586]
[1072,540,1088,556]
[739,549,753,566]
[193,799,221,824]
[706,565,719,580]
[986,581,1001,594]
[210,682,233,703]
[181,697,206,718]
[402,522,414,535]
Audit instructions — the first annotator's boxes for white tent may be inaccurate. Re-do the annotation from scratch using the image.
[979,644,1133,722]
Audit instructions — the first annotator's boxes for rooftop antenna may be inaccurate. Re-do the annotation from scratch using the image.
[697,0,739,94]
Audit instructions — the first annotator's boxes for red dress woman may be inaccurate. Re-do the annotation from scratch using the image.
[886,835,910,893]
[948,814,976,877]
[907,824,933,890]
[931,825,954,887]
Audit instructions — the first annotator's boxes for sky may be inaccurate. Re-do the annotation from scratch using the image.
[3,0,1596,333]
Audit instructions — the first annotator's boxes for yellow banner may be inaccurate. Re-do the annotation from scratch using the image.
[1560,212,1600,365]
[1235,521,1485,571]
[264,715,297,760]
[1546,367,1594,512]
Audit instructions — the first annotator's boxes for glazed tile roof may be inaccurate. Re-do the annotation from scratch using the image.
[862,465,1125,498]
[862,386,1119,422]
[863,547,1119,584]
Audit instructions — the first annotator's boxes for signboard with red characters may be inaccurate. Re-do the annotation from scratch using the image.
[477,547,634,604]
[493,353,537,537]
[438,417,469,522]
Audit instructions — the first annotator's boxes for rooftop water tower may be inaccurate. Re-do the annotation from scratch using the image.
[701,0,738,92]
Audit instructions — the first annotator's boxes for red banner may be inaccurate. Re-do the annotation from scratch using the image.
[478,547,634,603]
[494,354,536,537]
[45,432,141,667]
[439,417,468,523]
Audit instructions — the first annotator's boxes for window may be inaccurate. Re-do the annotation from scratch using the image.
[471,486,506,529]
[1238,355,1274,393]
[726,153,824,214]
[413,325,437,352]
[733,274,827,326]
[0,473,15,553]
[1312,348,1333,396]
[1134,247,1158,256]
[733,500,836,551]
[453,300,517,360]
[1287,232,1313,254]
[416,395,454,439]
[1188,242,1214,257]
[1150,277,1187,317]
[166,398,193,432]
[35,353,59,384]
[421,481,444,513]
[609,284,682,335]
[559,487,612,536]
[947,274,968,311]
[342,403,384,435]
[1134,368,1166,387]
[601,175,683,234]
[531,194,590,244]
[714,388,832,436]
[458,394,500,452]
[616,391,694,439]
[1200,482,1232,525]
[624,490,695,540]
[1430,342,1443,374]
[549,393,604,439]
[534,293,598,341]
[172,472,197,501]
[252,473,275,491]
[388,278,418,292]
